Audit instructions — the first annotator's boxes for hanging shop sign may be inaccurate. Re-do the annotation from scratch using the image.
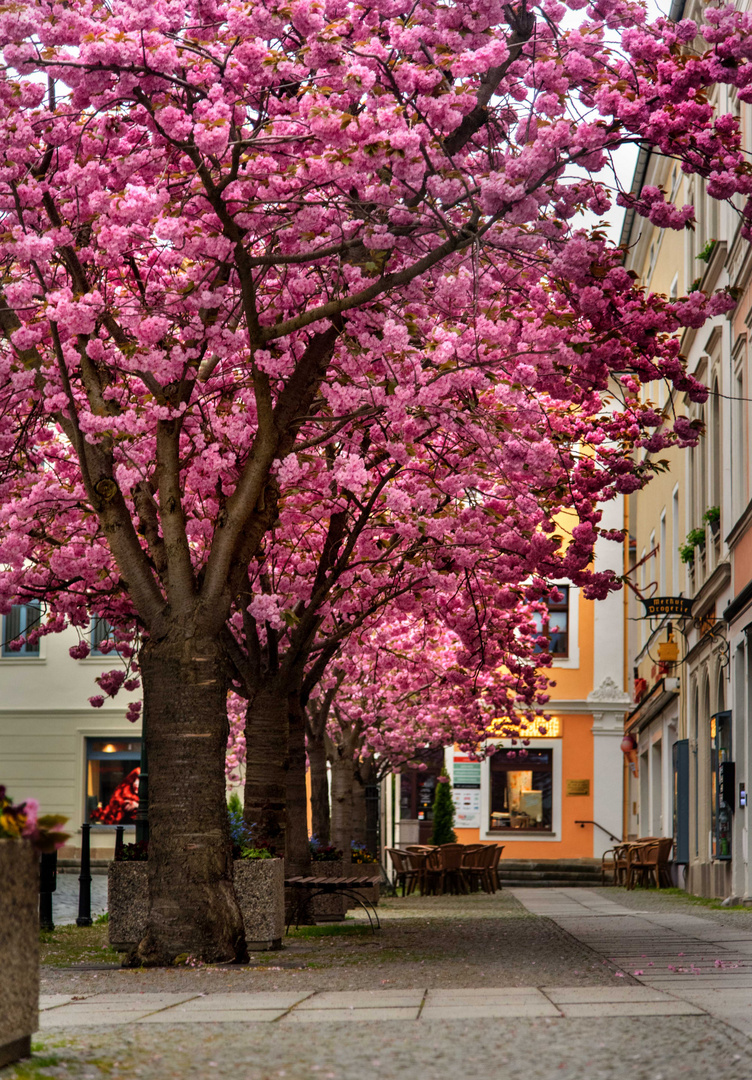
[641,596,694,619]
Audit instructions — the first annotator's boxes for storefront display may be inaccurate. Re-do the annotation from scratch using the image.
[86,738,141,825]
[489,748,553,832]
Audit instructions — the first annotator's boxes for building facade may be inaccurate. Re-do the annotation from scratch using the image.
[0,615,141,860]
[384,503,632,861]
[624,25,752,897]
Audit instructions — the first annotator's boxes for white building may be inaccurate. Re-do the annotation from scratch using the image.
[0,610,141,860]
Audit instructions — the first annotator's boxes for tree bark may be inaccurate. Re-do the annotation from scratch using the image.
[286,690,311,876]
[330,742,356,865]
[351,768,367,848]
[243,678,289,856]
[133,635,247,966]
[307,724,330,844]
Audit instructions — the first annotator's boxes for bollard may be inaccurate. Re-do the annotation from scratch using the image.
[76,823,93,927]
[114,824,124,861]
[39,850,57,932]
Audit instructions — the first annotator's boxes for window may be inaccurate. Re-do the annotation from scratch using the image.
[91,617,118,656]
[672,486,680,594]
[86,738,141,825]
[399,750,444,843]
[532,587,569,658]
[659,511,667,595]
[2,601,41,657]
[489,748,553,832]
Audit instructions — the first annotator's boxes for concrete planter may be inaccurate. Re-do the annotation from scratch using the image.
[233,859,284,950]
[108,858,285,952]
[348,869,380,910]
[108,862,148,950]
[309,859,347,921]
[307,860,380,919]
[0,840,39,1069]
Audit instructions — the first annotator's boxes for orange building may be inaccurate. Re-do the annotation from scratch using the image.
[385,498,631,860]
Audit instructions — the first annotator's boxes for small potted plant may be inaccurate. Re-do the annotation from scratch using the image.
[679,527,707,564]
[0,787,68,1068]
[703,506,721,539]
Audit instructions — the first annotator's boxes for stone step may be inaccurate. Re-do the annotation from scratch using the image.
[499,878,603,888]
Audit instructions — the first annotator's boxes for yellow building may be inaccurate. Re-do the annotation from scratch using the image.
[386,511,632,861]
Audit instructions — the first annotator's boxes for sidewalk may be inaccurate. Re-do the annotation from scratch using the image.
[8,888,752,1080]
[512,886,752,1038]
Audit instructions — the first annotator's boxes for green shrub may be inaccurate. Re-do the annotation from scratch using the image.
[430,769,457,845]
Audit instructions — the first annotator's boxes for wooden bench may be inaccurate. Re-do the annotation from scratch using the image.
[285,875,381,932]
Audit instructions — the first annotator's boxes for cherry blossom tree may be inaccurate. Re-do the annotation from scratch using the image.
[1,0,752,962]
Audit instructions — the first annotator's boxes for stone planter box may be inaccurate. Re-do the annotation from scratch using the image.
[109,858,284,952]
[347,872,380,910]
[234,859,284,949]
[0,840,39,1069]
[306,861,379,920]
[309,860,347,921]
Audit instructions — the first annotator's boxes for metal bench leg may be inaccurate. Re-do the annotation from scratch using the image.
[337,889,380,932]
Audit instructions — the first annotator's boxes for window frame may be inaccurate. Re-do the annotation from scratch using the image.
[85,736,142,826]
[90,616,120,658]
[1,601,42,658]
[533,586,569,660]
[480,738,563,842]
[487,747,554,834]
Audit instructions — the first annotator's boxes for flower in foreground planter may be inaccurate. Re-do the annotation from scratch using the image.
[0,785,69,852]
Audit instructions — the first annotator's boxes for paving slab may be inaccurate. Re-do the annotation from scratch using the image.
[161,992,312,1010]
[40,1009,159,1028]
[673,987,752,1007]
[421,1002,561,1020]
[284,1007,420,1022]
[39,994,80,1010]
[542,986,678,1003]
[40,1000,178,1013]
[424,987,545,1005]
[642,975,752,987]
[136,1009,289,1023]
[296,990,424,1009]
[76,993,199,1006]
[558,1001,704,1017]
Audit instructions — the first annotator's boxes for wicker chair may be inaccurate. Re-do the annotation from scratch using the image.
[627,837,674,890]
[385,848,419,896]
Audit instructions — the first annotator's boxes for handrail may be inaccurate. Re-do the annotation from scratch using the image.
[574,820,620,844]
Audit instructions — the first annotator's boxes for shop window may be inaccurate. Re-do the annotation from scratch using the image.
[399,749,444,843]
[91,617,118,656]
[489,748,553,832]
[86,738,141,825]
[2,601,41,657]
[710,711,732,859]
[533,588,569,657]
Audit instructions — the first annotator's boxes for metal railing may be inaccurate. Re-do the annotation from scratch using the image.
[574,820,620,843]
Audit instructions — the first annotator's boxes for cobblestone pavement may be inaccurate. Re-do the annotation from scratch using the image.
[8,887,752,1080]
[48,872,108,925]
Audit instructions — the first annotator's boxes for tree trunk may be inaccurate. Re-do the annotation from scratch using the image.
[243,678,289,856]
[286,690,311,876]
[351,768,367,848]
[307,723,330,844]
[330,750,354,865]
[134,635,246,966]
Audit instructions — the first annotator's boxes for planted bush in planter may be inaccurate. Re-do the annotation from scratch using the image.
[348,843,381,908]
[0,787,68,1068]
[308,836,347,920]
[109,805,284,955]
